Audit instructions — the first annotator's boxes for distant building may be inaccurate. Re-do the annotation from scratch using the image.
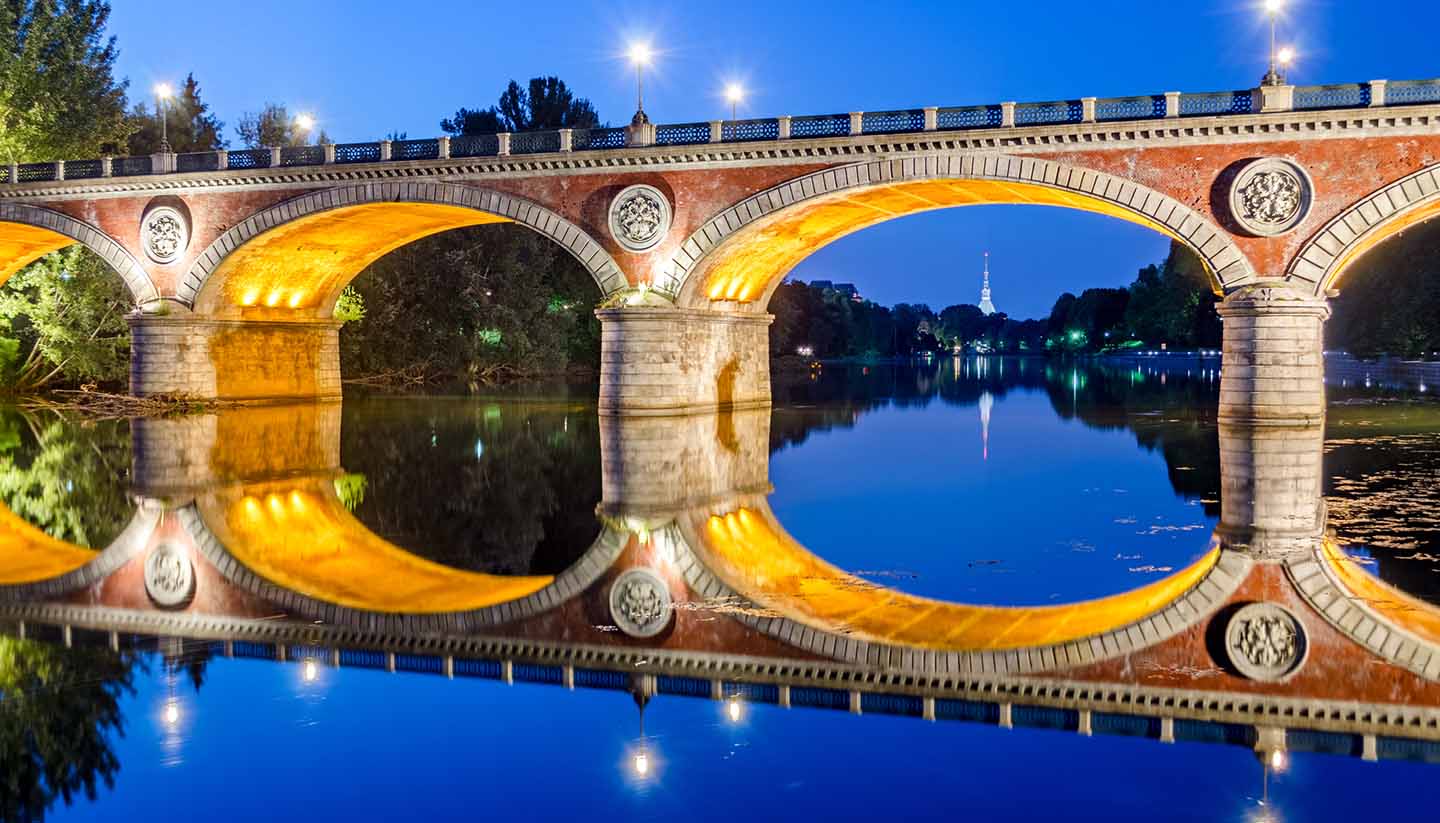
[808,280,863,302]
[978,252,997,316]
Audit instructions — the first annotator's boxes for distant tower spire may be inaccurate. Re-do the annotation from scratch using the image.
[978,252,996,316]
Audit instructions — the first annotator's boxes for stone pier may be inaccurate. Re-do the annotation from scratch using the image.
[1216,422,1327,557]
[1216,284,1331,426]
[597,307,772,415]
[129,315,342,403]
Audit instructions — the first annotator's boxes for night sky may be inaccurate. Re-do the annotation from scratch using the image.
[106,0,1440,317]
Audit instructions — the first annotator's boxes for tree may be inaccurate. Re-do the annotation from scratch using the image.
[0,637,137,821]
[126,72,225,155]
[1328,218,1440,358]
[235,103,324,149]
[442,77,599,135]
[0,246,130,393]
[1123,241,1220,348]
[0,409,132,547]
[0,0,131,163]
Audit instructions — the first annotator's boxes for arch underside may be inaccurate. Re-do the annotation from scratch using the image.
[0,204,158,302]
[195,478,554,614]
[0,501,97,585]
[692,506,1221,652]
[671,157,1255,309]
[1319,539,1440,647]
[1288,162,1440,297]
[186,184,625,318]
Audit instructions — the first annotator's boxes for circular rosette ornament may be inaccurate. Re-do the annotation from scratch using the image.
[1228,158,1313,237]
[144,542,196,609]
[608,184,672,252]
[140,205,191,264]
[608,567,674,638]
[1223,602,1307,681]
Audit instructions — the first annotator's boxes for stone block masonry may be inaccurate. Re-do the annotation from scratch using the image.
[129,315,342,403]
[597,308,772,416]
[1216,285,1331,426]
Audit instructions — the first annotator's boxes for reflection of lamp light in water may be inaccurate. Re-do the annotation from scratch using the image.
[628,677,656,782]
[726,696,743,723]
[164,699,180,727]
[303,659,319,683]
[633,750,650,777]
[979,391,993,461]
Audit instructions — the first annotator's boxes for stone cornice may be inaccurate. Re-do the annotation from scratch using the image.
[4,104,1439,204]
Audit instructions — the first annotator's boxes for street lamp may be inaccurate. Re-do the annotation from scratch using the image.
[724,83,745,121]
[628,42,654,124]
[294,113,316,141]
[154,83,174,153]
[1262,0,1287,86]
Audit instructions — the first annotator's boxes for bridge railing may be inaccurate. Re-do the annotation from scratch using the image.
[4,77,1437,185]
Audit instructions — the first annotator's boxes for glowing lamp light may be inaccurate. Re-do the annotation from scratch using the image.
[1277,46,1296,66]
[632,751,650,777]
[303,659,319,683]
[1263,0,1283,13]
[724,84,745,105]
[287,292,304,309]
[240,289,260,307]
[265,290,283,308]
[154,83,174,100]
[163,699,180,727]
[294,113,316,133]
[726,697,743,723]
[627,42,654,67]
[1269,749,1288,772]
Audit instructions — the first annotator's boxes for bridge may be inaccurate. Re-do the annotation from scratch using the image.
[3,78,1440,420]
[4,402,1440,772]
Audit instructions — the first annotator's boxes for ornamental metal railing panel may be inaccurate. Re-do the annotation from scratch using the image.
[789,113,851,138]
[334,142,382,164]
[656,121,712,146]
[936,104,1003,130]
[1385,79,1440,106]
[16,162,57,183]
[510,131,561,155]
[861,109,925,134]
[279,145,325,167]
[721,118,779,142]
[1015,100,1083,126]
[0,166,8,184]
[111,156,153,177]
[392,138,440,161]
[1095,95,1167,121]
[1179,90,1255,116]
[177,152,221,173]
[571,127,626,151]
[63,158,104,180]
[226,148,272,170]
[449,134,500,158]
[1293,83,1371,111]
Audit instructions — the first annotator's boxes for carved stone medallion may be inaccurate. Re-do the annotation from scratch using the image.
[144,543,195,609]
[1224,602,1307,681]
[608,567,673,638]
[608,184,672,252]
[1227,158,1312,237]
[140,205,190,264]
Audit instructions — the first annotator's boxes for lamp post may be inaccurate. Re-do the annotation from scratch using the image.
[628,43,653,125]
[154,83,174,153]
[1262,0,1286,86]
[724,83,745,121]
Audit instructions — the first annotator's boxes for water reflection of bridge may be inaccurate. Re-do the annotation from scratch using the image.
[3,403,1440,766]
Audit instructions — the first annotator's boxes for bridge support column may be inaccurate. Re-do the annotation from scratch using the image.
[1216,284,1331,426]
[1217,423,1326,558]
[129,315,342,403]
[596,307,772,415]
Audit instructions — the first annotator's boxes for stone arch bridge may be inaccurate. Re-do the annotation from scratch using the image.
[3,78,1440,421]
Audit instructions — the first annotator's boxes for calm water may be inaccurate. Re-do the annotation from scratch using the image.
[2,357,1439,821]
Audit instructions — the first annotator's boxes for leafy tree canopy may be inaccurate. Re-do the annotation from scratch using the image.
[0,0,131,162]
[442,77,599,135]
[235,102,327,148]
[0,246,130,393]
[126,72,225,155]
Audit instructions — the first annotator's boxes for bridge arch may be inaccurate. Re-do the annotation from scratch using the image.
[1285,162,1440,297]
[666,154,1257,309]
[182,182,626,316]
[0,203,158,303]
[0,502,161,602]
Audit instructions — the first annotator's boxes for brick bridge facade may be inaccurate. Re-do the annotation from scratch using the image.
[2,79,1440,422]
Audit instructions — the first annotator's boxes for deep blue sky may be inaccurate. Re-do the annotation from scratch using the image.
[106,1,1440,318]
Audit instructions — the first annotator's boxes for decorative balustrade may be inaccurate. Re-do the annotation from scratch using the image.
[1385,79,1440,105]
[1178,90,1255,117]
[225,148,272,170]
[789,113,851,138]
[4,77,1438,185]
[1095,95,1166,122]
[861,109,926,134]
[334,142,382,164]
[936,104,1003,129]
[655,121,712,146]
[391,138,440,161]
[1014,100,1084,126]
